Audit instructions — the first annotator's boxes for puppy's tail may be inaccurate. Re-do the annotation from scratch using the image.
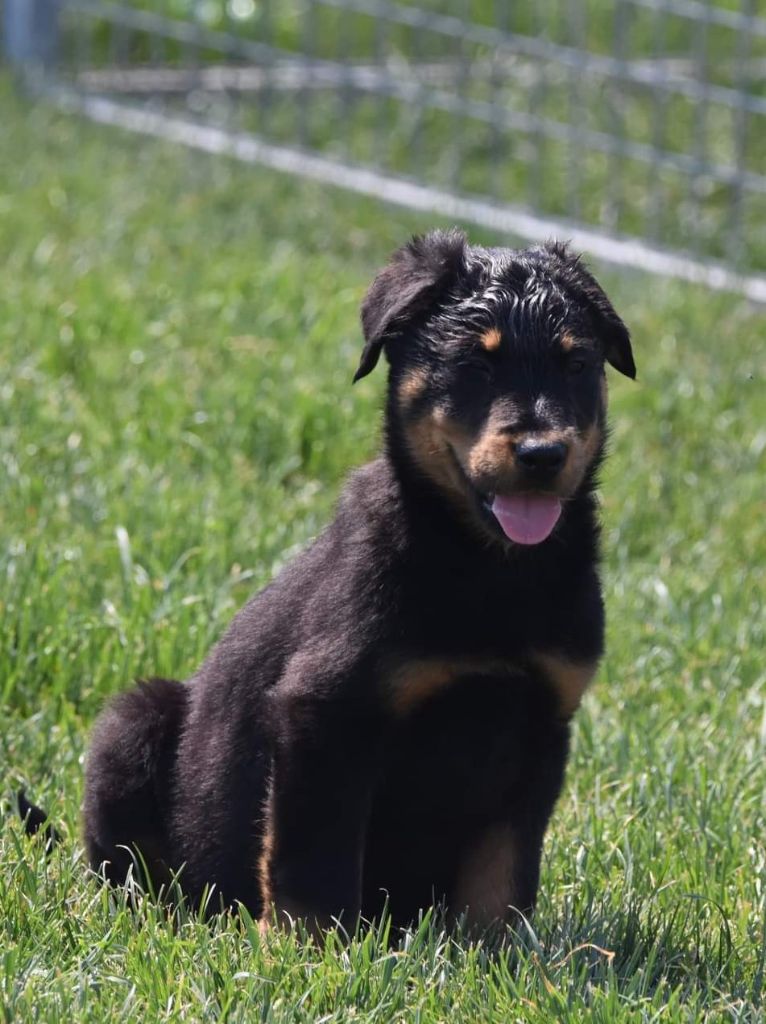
[84,677,188,890]
[16,789,62,851]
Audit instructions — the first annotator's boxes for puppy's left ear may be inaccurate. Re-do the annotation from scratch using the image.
[585,281,636,380]
[546,243,636,379]
[577,266,636,380]
[354,228,467,382]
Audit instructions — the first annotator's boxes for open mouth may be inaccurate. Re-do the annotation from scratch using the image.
[480,492,562,545]
[445,443,563,546]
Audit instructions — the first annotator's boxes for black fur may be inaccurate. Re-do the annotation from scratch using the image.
[84,678,187,890]
[83,232,634,932]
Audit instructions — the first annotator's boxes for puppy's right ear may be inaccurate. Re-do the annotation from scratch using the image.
[354,229,467,382]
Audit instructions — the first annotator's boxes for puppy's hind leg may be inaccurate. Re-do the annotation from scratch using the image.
[83,677,187,895]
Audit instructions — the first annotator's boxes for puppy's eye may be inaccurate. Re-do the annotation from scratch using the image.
[466,358,493,381]
[567,355,589,375]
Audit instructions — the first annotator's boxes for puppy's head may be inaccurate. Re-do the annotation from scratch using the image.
[355,230,635,547]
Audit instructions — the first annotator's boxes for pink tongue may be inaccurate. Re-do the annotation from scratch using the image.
[491,494,562,545]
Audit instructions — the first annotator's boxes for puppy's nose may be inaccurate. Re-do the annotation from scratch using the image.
[514,439,569,473]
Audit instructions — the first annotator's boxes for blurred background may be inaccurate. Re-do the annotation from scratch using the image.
[4,0,766,298]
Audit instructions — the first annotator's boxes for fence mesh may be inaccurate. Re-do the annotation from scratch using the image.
[6,0,766,296]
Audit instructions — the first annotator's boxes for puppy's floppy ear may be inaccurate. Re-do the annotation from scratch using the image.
[580,271,636,379]
[545,242,636,380]
[354,228,467,382]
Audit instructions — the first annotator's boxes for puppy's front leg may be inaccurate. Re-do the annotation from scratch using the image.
[260,678,383,936]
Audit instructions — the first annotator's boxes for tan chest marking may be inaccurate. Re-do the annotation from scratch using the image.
[531,651,599,718]
[388,653,598,719]
[402,410,478,507]
[387,657,514,717]
[452,824,517,928]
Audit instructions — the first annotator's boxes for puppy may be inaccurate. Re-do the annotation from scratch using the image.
[83,230,635,933]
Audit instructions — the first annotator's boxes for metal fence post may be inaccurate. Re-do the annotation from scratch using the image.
[3,0,60,71]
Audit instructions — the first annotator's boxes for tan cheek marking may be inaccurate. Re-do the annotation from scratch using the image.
[467,429,513,481]
[480,327,502,352]
[582,422,603,464]
[531,652,599,718]
[559,422,602,493]
[404,415,464,498]
[600,374,609,410]
[398,369,429,409]
[452,825,517,928]
[387,657,515,717]
[404,410,481,506]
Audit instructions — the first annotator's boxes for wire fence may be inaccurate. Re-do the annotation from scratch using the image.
[4,0,766,300]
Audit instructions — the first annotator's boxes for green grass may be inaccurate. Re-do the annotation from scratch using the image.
[1,83,765,1022]
[54,0,766,272]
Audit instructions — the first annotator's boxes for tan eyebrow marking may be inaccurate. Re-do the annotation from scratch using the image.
[480,327,502,352]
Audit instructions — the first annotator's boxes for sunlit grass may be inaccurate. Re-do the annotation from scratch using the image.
[1,83,764,1021]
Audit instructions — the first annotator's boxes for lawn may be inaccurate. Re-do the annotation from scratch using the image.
[1,83,764,1022]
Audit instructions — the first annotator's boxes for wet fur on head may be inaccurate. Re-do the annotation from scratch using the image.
[356,231,634,384]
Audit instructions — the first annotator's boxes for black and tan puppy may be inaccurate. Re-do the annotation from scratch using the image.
[84,230,635,933]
